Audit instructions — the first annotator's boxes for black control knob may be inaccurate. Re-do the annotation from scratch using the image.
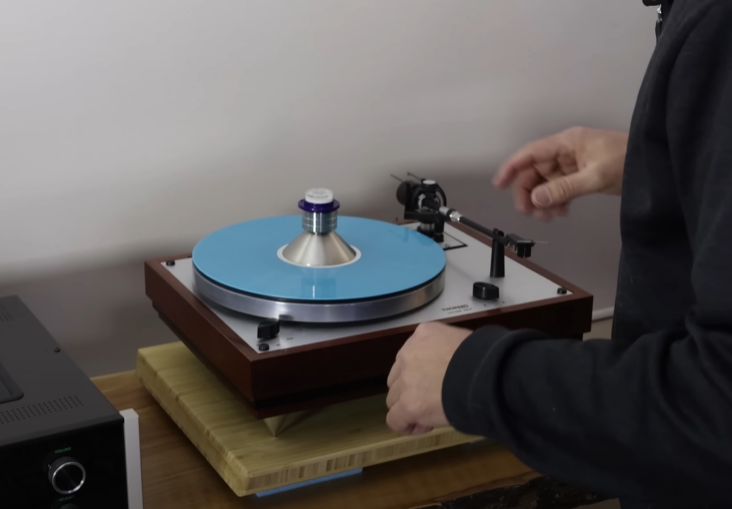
[473,282,499,300]
[257,319,280,340]
[48,456,86,494]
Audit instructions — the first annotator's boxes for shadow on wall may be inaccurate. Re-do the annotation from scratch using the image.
[0,164,620,377]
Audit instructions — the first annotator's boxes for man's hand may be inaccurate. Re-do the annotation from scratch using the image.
[493,126,628,221]
[386,322,472,435]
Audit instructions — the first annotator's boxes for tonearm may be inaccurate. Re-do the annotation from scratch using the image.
[395,175,536,278]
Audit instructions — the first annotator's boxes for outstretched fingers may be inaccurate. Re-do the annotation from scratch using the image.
[493,136,563,189]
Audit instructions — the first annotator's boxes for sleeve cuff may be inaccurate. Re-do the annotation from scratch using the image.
[442,325,508,436]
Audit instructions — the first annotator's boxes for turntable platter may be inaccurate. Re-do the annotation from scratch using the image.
[192,215,446,323]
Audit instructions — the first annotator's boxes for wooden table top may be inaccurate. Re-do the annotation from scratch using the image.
[93,370,603,509]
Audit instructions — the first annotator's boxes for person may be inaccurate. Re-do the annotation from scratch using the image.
[385,0,732,507]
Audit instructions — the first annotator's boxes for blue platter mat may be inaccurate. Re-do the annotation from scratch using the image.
[192,216,446,302]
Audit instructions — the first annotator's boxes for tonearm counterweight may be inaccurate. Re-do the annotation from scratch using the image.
[396,176,536,278]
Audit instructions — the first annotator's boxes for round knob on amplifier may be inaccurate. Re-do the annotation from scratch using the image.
[48,456,86,494]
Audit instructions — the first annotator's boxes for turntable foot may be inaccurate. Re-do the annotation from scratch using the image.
[264,415,287,436]
[263,410,316,437]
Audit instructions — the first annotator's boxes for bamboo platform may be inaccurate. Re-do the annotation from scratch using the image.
[135,342,481,496]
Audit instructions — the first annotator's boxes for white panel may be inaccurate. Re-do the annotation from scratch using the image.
[121,409,143,509]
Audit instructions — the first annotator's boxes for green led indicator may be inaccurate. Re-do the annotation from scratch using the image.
[54,446,71,454]
[59,496,75,502]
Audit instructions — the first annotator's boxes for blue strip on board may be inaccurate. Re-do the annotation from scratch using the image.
[254,468,363,497]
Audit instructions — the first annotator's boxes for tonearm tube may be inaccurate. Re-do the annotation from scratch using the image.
[395,176,536,278]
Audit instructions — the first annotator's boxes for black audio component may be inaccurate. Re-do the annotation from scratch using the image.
[0,296,129,509]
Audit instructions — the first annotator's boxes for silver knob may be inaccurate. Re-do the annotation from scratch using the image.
[48,456,86,494]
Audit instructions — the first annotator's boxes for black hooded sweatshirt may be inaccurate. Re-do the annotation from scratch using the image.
[442,1,732,507]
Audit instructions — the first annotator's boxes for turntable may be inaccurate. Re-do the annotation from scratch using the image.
[142,176,593,421]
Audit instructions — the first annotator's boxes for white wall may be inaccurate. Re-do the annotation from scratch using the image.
[0,1,657,376]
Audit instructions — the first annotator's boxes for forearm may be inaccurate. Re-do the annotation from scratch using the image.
[442,325,732,505]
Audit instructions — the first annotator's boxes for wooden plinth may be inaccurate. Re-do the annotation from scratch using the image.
[136,341,484,497]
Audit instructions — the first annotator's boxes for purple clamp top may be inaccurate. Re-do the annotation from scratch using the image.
[298,188,340,213]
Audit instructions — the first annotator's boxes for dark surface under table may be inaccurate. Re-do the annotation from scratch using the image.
[437,477,607,509]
